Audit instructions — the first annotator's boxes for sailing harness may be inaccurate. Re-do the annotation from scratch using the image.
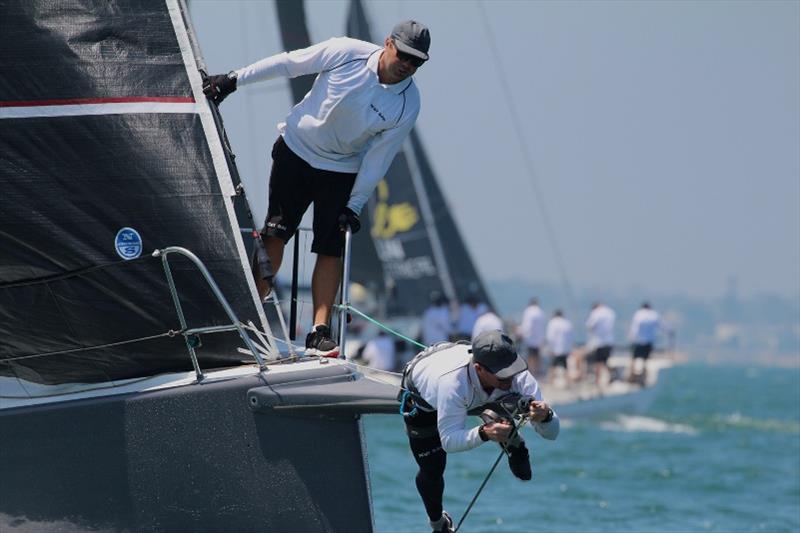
[397,341,467,438]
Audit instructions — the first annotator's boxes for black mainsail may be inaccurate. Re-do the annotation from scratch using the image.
[0,0,267,385]
[346,0,494,316]
[0,3,391,531]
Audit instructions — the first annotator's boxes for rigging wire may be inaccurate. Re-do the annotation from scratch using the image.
[476,1,579,316]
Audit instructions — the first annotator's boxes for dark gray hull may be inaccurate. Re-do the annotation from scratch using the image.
[0,366,383,532]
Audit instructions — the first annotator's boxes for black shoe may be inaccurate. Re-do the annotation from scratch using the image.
[430,511,455,533]
[506,442,532,481]
[305,325,339,358]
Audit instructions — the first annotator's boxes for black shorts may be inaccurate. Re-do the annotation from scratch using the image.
[633,343,653,360]
[592,345,612,363]
[552,354,568,368]
[526,347,540,359]
[262,136,357,257]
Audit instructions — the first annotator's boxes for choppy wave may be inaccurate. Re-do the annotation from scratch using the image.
[599,415,699,435]
[713,412,800,433]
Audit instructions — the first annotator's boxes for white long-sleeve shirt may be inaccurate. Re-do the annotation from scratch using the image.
[546,316,574,356]
[362,335,396,371]
[628,308,661,344]
[409,344,559,453]
[518,304,545,348]
[235,37,421,215]
[586,305,616,349]
[456,303,487,335]
[471,312,503,341]
[421,305,452,345]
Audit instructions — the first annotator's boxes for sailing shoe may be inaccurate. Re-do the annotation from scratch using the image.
[430,511,455,533]
[506,442,532,481]
[305,325,340,358]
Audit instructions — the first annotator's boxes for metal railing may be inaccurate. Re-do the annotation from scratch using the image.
[337,228,353,358]
[154,246,269,381]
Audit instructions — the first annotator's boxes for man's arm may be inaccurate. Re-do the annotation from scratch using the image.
[234,37,354,86]
[514,373,560,440]
[346,105,419,214]
[435,373,484,453]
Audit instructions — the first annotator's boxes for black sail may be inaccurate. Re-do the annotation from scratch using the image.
[345,0,493,315]
[0,0,265,385]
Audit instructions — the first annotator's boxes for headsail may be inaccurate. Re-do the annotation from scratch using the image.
[345,0,494,316]
[0,0,267,385]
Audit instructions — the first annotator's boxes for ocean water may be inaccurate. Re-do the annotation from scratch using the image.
[363,364,800,532]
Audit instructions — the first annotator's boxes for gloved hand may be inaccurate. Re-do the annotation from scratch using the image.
[337,207,361,234]
[202,71,237,105]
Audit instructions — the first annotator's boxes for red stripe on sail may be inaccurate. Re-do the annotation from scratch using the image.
[0,96,196,108]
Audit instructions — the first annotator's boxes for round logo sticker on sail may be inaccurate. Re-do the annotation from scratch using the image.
[115,227,143,260]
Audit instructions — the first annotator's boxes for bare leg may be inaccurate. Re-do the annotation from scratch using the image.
[312,254,342,327]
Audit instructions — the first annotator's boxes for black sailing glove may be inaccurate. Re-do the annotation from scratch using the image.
[338,207,361,234]
[201,71,237,105]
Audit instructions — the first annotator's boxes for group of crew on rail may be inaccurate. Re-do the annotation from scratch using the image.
[359,292,668,386]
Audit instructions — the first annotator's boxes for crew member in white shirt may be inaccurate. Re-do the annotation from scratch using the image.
[471,308,503,341]
[517,297,545,376]
[421,291,452,346]
[585,302,616,385]
[454,292,487,341]
[361,330,397,371]
[204,21,430,357]
[628,301,661,383]
[545,309,573,384]
[399,331,559,532]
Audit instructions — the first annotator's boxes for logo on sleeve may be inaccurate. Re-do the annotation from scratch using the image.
[369,103,386,121]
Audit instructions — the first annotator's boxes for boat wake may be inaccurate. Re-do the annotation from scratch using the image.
[599,415,698,435]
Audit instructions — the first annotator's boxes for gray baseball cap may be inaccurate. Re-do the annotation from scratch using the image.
[391,20,430,60]
[470,330,528,379]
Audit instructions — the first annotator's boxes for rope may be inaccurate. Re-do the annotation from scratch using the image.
[0,330,178,363]
[0,255,152,290]
[476,0,578,317]
[340,304,426,350]
[454,414,531,532]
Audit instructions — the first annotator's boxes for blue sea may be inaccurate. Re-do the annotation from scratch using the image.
[363,364,800,532]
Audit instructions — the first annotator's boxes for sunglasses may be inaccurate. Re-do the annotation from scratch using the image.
[393,41,426,68]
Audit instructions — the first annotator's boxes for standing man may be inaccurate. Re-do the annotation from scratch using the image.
[517,297,545,376]
[421,291,452,346]
[204,21,431,356]
[545,309,573,384]
[454,292,487,341]
[471,307,503,340]
[585,302,616,385]
[361,330,397,372]
[628,301,661,383]
[399,331,559,532]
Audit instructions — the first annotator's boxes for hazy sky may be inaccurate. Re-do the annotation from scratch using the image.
[191,0,799,301]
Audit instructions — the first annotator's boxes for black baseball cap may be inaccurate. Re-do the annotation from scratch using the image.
[470,330,528,379]
[391,20,430,60]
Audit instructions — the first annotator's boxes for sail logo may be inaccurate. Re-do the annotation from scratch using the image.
[115,227,142,260]
[371,180,419,238]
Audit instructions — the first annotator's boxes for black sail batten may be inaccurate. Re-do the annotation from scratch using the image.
[345,0,494,315]
[0,0,267,385]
